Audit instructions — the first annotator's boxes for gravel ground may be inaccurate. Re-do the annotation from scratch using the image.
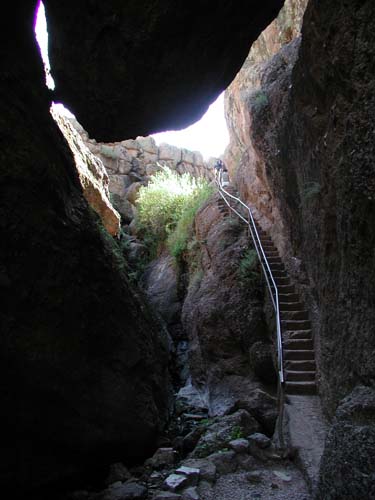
[199,463,311,500]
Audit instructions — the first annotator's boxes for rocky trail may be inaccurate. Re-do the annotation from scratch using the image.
[61,394,313,500]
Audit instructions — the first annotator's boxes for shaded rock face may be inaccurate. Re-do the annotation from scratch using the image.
[52,110,121,236]
[224,0,375,417]
[180,195,276,418]
[1,1,287,494]
[143,252,189,386]
[317,386,375,499]
[142,193,277,430]
[0,5,171,495]
[45,0,284,141]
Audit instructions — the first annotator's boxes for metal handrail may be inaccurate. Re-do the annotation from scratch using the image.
[215,171,284,384]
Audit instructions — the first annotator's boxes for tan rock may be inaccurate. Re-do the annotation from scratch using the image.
[136,135,158,154]
[126,182,142,204]
[109,175,130,198]
[52,109,120,236]
[159,143,182,163]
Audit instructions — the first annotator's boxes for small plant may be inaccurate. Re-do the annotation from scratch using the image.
[167,182,214,260]
[251,90,269,109]
[200,417,215,427]
[301,181,321,203]
[230,425,245,440]
[239,248,260,284]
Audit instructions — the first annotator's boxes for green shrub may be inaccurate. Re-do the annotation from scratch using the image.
[167,182,213,260]
[239,248,260,284]
[135,166,213,260]
[230,425,245,440]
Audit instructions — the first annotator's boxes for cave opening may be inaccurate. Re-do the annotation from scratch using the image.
[34,1,229,161]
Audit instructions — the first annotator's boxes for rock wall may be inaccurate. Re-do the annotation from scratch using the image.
[71,118,214,226]
[144,193,278,434]
[52,109,120,236]
[0,5,171,495]
[224,0,307,257]
[2,1,287,494]
[224,0,375,494]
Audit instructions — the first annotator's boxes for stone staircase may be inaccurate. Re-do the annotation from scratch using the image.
[217,187,317,396]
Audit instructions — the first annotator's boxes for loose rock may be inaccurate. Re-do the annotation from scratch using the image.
[152,492,182,500]
[229,438,249,453]
[182,486,200,500]
[147,448,177,469]
[164,474,189,492]
[181,459,216,483]
[175,466,200,486]
[207,451,237,475]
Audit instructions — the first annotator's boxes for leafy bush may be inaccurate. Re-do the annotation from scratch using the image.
[167,182,213,260]
[239,248,260,284]
[136,166,213,259]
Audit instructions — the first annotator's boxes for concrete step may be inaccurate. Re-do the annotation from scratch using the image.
[278,293,300,303]
[286,329,313,340]
[278,284,296,294]
[269,262,285,271]
[267,257,282,264]
[285,381,317,395]
[282,319,311,331]
[283,338,313,350]
[274,277,291,287]
[279,302,304,311]
[285,359,316,371]
[273,273,288,281]
[262,241,276,248]
[285,370,316,382]
[265,251,280,258]
[284,349,315,361]
[281,310,309,321]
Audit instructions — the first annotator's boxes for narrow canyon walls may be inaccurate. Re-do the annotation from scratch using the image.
[0,1,287,495]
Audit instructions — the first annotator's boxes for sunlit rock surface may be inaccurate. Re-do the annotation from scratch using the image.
[52,108,121,236]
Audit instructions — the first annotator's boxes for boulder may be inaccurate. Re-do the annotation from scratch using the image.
[175,466,200,486]
[147,448,177,470]
[105,463,131,486]
[228,439,249,454]
[181,459,216,483]
[159,144,182,163]
[153,493,182,500]
[231,389,278,435]
[182,487,200,500]
[126,182,142,205]
[316,386,375,500]
[206,451,237,475]
[191,410,260,458]
[164,474,189,492]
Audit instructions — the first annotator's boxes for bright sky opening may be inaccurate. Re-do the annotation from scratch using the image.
[152,94,229,160]
[34,2,229,159]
